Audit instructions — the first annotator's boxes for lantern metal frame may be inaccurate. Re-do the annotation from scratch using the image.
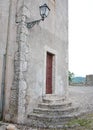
[27,3,50,29]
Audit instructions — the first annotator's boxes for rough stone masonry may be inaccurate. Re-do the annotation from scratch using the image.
[0,0,68,124]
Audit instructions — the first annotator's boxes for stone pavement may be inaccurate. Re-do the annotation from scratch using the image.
[0,125,5,130]
[0,86,93,130]
[68,86,93,114]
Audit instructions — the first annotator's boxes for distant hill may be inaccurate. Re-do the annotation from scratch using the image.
[72,77,86,84]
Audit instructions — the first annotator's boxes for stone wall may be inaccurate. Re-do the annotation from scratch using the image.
[0,0,14,119]
[86,75,93,86]
[0,0,10,102]
[0,0,68,124]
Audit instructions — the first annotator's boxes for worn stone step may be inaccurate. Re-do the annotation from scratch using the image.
[38,101,72,109]
[27,112,80,128]
[28,112,78,120]
[33,106,79,116]
[42,94,66,103]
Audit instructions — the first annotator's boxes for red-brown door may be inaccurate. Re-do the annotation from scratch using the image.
[46,53,53,94]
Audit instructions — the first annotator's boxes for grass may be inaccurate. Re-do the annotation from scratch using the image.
[63,113,93,130]
[38,113,93,130]
[1,113,93,130]
[66,118,92,127]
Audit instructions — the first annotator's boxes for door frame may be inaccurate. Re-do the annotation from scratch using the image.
[43,46,57,96]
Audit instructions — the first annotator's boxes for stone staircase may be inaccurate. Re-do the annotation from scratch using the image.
[27,95,80,128]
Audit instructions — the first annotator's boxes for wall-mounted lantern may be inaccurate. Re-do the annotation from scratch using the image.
[27,3,50,29]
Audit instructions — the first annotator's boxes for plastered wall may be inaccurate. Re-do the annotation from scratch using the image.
[0,0,68,124]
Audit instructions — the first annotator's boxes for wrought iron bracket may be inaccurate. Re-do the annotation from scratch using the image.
[27,19,43,29]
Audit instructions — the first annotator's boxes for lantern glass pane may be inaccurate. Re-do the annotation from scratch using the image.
[39,4,50,19]
[45,7,49,17]
[40,6,46,17]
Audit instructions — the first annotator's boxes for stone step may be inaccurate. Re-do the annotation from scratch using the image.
[33,106,79,116]
[27,112,81,128]
[42,94,66,103]
[27,96,80,128]
[38,101,72,109]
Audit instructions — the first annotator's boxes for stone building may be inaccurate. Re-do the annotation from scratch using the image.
[86,75,93,86]
[0,0,68,125]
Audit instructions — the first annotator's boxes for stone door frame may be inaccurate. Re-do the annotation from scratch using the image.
[43,46,57,96]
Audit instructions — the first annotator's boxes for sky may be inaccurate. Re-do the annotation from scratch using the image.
[69,0,93,77]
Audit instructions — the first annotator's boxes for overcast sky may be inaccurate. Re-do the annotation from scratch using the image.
[69,0,93,77]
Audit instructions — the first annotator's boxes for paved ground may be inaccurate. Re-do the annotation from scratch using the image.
[0,86,93,130]
[68,86,93,113]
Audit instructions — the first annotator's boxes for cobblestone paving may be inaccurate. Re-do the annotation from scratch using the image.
[68,86,93,113]
[0,86,93,130]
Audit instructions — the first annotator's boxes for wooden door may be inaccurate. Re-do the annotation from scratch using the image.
[46,53,53,94]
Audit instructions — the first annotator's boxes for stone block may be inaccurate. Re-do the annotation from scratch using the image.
[21,26,28,35]
[17,6,30,20]
[19,80,27,91]
[6,124,17,130]
[14,51,20,61]
[20,52,26,61]
[20,61,27,72]
[19,33,27,43]
[19,72,24,80]
[20,43,29,53]
[22,6,30,18]
[0,125,6,130]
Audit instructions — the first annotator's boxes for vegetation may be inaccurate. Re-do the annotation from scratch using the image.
[68,71,86,85]
[68,71,74,84]
[66,118,92,128]
[63,113,93,130]
[1,113,93,130]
